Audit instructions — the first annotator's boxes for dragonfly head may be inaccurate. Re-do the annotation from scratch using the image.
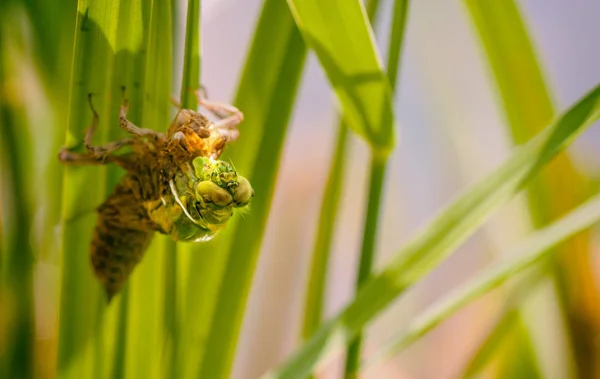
[193,157,254,210]
[162,157,254,242]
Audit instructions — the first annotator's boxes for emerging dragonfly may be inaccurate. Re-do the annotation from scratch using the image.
[59,89,253,300]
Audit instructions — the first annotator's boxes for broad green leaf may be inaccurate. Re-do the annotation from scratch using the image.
[263,84,600,379]
[366,192,600,367]
[286,0,395,154]
[193,1,307,378]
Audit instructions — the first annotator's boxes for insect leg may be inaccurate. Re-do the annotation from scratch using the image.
[193,93,243,142]
[59,95,133,165]
[83,93,100,150]
[171,85,208,110]
[169,96,181,110]
[194,90,243,121]
[58,148,114,165]
[118,87,162,139]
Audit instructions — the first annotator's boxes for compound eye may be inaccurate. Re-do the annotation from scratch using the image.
[233,176,254,207]
[196,181,232,206]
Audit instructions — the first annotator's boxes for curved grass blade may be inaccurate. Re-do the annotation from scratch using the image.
[262,84,600,379]
[465,1,600,375]
[365,192,600,368]
[193,1,307,378]
[286,0,395,154]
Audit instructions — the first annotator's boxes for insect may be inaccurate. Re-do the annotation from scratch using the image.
[59,89,253,301]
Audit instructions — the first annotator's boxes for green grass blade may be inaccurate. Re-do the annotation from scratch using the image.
[299,0,390,341]
[301,0,384,354]
[301,123,349,340]
[18,0,76,269]
[386,0,409,90]
[464,1,600,375]
[180,0,308,372]
[110,288,129,379]
[182,3,307,334]
[286,0,395,154]
[166,1,202,378]
[365,192,600,367]
[194,2,307,378]
[344,154,387,376]
[262,84,600,379]
[344,1,409,374]
[458,267,551,378]
[132,1,173,378]
[107,2,147,377]
[179,0,200,109]
[464,0,554,142]
[0,13,36,378]
[153,1,178,377]
[58,1,122,376]
[461,309,521,377]
[58,2,173,378]
[19,0,77,89]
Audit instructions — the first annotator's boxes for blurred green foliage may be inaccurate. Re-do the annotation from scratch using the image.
[0,1,599,379]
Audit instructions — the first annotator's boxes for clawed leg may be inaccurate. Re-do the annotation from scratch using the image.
[193,90,243,142]
[170,85,208,110]
[84,94,135,158]
[118,87,162,140]
[170,96,181,110]
[59,94,133,165]
[59,148,120,165]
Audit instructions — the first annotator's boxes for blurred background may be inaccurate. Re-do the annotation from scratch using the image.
[2,0,600,378]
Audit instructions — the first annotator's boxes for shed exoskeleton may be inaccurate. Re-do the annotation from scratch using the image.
[59,89,253,300]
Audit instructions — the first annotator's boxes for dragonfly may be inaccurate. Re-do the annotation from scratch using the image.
[59,89,253,301]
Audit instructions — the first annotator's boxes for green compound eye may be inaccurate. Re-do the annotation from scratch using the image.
[233,176,254,207]
[196,180,233,206]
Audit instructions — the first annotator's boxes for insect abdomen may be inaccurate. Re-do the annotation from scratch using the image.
[90,178,157,301]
